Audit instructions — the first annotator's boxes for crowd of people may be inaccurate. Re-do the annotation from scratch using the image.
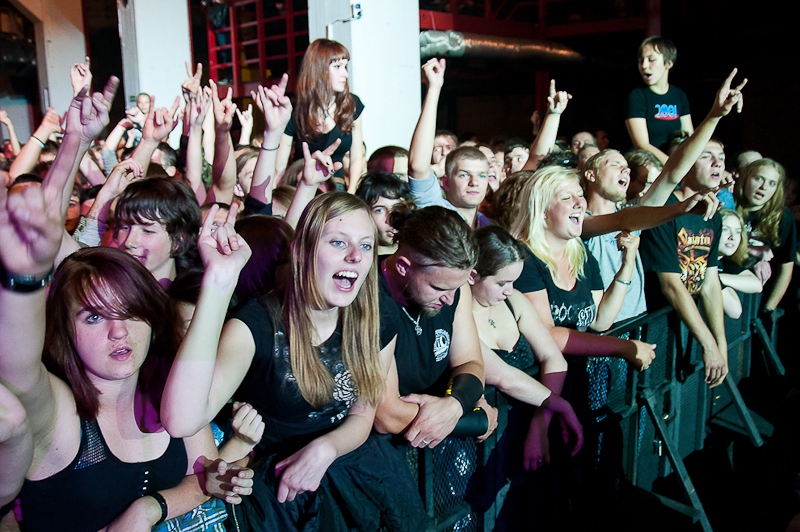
[0,33,798,531]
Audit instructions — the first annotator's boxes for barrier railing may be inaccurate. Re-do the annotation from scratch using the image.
[406,292,781,531]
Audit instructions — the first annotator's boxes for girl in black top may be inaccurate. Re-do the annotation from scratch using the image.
[735,158,797,313]
[162,193,428,531]
[276,39,365,194]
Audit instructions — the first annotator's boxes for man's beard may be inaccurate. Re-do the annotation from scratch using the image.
[402,284,442,318]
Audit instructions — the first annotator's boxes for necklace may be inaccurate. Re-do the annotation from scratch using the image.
[401,307,423,336]
[324,101,334,119]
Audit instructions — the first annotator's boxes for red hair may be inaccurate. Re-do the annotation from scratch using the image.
[295,39,356,141]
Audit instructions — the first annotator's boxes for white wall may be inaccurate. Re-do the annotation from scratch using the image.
[117,0,192,146]
[308,0,421,157]
[10,0,86,123]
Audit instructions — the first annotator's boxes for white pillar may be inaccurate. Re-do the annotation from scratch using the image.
[10,0,86,118]
[308,0,421,157]
[117,0,192,146]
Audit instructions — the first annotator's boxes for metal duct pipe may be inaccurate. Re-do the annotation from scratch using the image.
[420,30,583,63]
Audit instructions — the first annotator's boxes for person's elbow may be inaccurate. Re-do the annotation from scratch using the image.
[161,404,206,439]
[373,403,409,435]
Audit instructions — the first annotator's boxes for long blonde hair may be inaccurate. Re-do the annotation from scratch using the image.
[509,165,587,281]
[287,192,384,408]
[734,158,786,247]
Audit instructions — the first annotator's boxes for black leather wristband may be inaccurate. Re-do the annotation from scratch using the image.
[450,407,489,438]
[0,264,53,293]
[149,491,168,525]
[446,374,483,414]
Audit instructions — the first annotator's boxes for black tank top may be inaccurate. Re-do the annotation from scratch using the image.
[19,417,187,531]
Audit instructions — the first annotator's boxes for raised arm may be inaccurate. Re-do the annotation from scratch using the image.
[346,115,365,194]
[131,95,181,176]
[582,189,720,239]
[642,68,746,206]
[185,88,213,204]
[0,110,21,157]
[522,79,572,172]
[161,205,253,437]
[284,138,341,229]
[236,104,254,147]
[590,232,639,331]
[0,382,32,507]
[408,58,445,180]
[248,74,292,207]
[206,80,238,204]
[0,166,64,456]
[8,107,62,182]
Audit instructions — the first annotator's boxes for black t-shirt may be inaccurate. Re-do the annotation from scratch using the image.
[515,245,603,332]
[640,193,721,306]
[744,207,797,265]
[378,268,460,397]
[284,94,364,177]
[231,299,357,454]
[627,85,690,150]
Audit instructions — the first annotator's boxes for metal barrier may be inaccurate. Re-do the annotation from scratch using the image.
[408,292,782,531]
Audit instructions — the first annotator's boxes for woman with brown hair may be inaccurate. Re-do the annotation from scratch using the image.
[0,214,251,529]
[275,39,365,194]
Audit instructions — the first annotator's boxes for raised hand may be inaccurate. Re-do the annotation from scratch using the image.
[206,458,255,505]
[69,56,92,97]
[182,61,204,101]
[197,203,251,283]
[235,104,254,132]
[252,74,292,134]
[616,231,640,262]
[547,79,572,115]
[0,109,9,125]
[141,95,181,143]
[0,183,62,277]
[421,58,446,90]
[64,76,119,145]
[210,79,237,132]
[301,139,342,187]
[125,105,146,128]
[710,68,747,118]
[37,107,63,138]
[188,87,213,129]
[104,159,145,197]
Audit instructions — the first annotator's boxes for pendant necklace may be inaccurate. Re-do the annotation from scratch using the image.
[401,307,423,336]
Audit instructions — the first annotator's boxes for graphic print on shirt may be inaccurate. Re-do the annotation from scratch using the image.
[676,227,714,294]
[434,329,451,362]
[550,302,596,331]
[653,104,679,121]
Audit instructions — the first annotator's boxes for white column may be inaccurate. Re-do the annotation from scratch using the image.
[308,0,421,157]
[117,0,192,146]
[10,0,86,118]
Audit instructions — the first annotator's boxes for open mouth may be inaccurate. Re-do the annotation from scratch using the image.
[110,347,132,361]
[333,270,358,291]
[568,213,582,225]
[618,177,629,188]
